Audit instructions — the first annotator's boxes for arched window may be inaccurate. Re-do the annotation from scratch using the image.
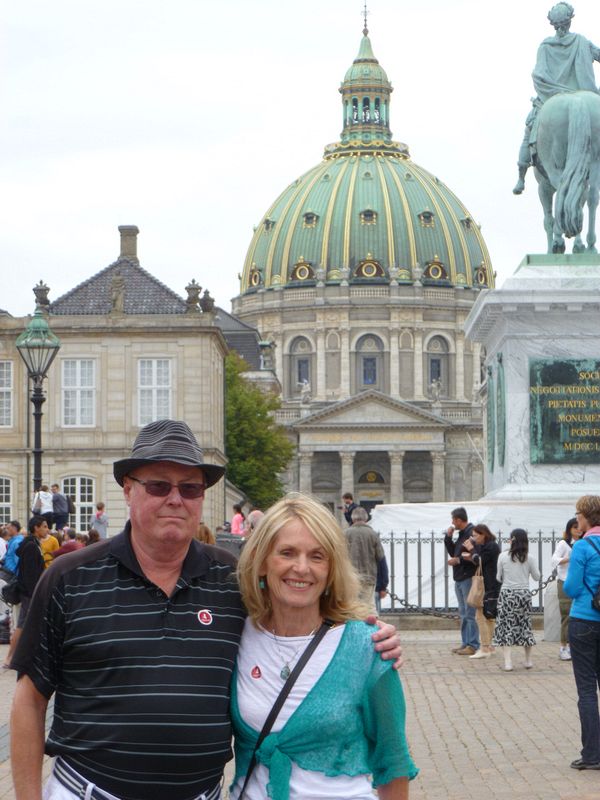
[289,337,314,398]
[0,477,11,523]
[426,336,450,398]
[356,335,384,391]
[62,476,95,533]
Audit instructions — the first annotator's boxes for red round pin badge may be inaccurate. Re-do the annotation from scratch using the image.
[197,609,213,625]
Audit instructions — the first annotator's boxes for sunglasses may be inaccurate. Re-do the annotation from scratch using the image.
[128,476,206,499]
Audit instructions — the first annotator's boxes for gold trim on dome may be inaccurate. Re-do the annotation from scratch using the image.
[374,156,395,268]
[343,158,360,268]
[408,164,458,283]
[279,163,329,286]
[321,158,351,269]
[385,161,417,268]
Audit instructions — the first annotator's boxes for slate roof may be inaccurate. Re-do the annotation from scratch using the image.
[47,256,262,369]
[50,259,187,316]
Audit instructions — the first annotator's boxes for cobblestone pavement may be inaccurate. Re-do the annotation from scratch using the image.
[1,633,599,800]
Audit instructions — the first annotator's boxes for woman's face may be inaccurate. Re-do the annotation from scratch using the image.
[571,521,583,540]
[472,530,484,544]
[262,519,330,617]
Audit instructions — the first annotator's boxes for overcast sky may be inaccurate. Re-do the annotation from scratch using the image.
[2,0,600,318]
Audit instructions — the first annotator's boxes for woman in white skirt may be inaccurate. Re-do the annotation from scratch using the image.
[493,529,540,672]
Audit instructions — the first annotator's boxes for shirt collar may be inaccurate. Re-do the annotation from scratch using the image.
[109,521,215,582]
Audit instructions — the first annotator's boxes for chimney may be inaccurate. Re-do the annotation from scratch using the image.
[118,225,139,259]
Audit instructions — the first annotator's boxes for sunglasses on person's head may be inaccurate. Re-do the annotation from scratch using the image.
[128,476,206,499]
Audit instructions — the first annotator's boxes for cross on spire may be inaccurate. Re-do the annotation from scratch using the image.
[362,1,369,35]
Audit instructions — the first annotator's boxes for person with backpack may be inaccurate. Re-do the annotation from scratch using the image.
[564,494,600,771]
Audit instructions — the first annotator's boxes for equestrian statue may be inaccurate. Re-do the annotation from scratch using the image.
[514,3,600,254]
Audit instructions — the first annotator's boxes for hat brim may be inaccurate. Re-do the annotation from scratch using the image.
[113,458,225,489]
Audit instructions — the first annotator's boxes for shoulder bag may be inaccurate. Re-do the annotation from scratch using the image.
[237,619,334,799]
[467,563,484,608]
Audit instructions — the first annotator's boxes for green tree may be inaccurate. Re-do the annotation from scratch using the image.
[225,352,294,509]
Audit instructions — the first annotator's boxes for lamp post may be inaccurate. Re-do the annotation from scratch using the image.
[16,309,61,492]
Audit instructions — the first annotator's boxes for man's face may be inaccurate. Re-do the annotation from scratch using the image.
[7,524,18,537]
[33,521,49,539]
[124,461,205,552]
[552,19,571,38]
[51,485,58,494]
[451,516,465,530]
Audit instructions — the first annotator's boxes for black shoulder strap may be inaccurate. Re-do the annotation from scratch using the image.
[238,619,334,799]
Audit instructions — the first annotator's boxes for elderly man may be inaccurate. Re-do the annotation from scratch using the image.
[514,2,600,194]
[10,420,401,800]
[345,506,385,609]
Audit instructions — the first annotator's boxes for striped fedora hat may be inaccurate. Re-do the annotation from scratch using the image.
[113,419,225,488]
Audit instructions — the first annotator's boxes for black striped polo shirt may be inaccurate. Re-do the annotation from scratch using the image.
[12,525,246,800]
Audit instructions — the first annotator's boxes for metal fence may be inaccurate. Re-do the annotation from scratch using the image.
[376,530,562,614]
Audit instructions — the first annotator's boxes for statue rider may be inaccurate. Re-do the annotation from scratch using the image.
[513,2,600,195]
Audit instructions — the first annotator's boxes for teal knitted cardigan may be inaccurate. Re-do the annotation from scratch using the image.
[230,620,418,800]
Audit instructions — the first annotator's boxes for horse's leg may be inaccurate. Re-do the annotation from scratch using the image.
[537,176,557,253]
[586,172,599,252]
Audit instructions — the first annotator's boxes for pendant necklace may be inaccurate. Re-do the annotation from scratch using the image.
[272,624,319,680]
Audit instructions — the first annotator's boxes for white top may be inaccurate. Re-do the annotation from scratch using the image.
[230,618,375,800]
[551,539,572,581]
[497,552,540,589]
[0,538,6,562]
[33,490,53,514]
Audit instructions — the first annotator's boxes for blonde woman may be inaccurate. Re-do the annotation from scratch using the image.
[231,493,417,800]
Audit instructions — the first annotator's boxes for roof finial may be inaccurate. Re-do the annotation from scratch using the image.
[362,1,369,36]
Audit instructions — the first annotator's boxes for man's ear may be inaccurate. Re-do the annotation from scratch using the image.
[123,478,132,507]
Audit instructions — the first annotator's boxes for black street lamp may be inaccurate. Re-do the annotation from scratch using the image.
[16,309,61,492]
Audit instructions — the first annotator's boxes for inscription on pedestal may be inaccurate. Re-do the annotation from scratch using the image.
[530,359,600,464]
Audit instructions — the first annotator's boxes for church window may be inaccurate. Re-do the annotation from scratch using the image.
[297,358,309,385]
[374,98,381,123]
[426,336,449,398]
[138,358,171,426]
[62,359,95,427]
[62,476,94,533]
[363,357,377,385]
[263,218,275,232]
[303,212,318,228]
[0,362,12,427]
[352,98,359,123]
[360,209,377,225]
[0,477,11,523]
[362,97,371,122]
[418,210,435,227]
[289,337,314,399]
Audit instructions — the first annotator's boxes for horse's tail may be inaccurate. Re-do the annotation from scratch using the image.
[555,94,591,238]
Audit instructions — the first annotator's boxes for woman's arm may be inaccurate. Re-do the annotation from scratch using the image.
[564,541,585,598]
[378,777,409,800]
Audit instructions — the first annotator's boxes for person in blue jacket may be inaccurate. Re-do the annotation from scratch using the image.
[564,494,600,771]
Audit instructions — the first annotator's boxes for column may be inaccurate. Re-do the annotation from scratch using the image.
[455,333,465,401]
[413,329,424,399]
[470,455,483,500]
[316,329,326,401]
[389,330,400,397]
[431,451,446,501]
[389,451,404,503]
[340,327,351,396]
[298,451,313,493]
[340,451,355,496]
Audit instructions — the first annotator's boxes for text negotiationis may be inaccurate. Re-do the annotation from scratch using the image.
[529,359,600,464]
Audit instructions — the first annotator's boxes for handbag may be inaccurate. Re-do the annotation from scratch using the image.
[467,563,484,608]
[31,493,42,514]
[237,619,334,799]
[1,573,21,606]
[483,592,499,619]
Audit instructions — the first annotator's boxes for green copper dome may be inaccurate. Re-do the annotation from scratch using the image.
[240,30,493,295]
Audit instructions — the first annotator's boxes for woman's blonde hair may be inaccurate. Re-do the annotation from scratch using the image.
[237,492,371,625]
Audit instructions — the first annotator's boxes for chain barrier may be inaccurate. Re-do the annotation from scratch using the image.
[388,571,557,618]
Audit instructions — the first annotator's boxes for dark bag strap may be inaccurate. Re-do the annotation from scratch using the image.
[238,619,334,799]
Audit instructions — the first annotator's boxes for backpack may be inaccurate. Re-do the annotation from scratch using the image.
[67,495,76,514]
[583,537,600,613]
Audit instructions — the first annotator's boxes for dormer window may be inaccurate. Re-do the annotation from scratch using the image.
[360,209,377,226]
[475,264,489,286]
[419,210,435,227]
[355,255,384,279]
[461,216,473,229]
[303,212,319,228]
[291,257,315,282]
[263,218,276,232]
[249,263,263,288]
[423,258,448,281]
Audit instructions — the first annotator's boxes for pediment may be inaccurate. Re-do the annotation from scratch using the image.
[294,391,449,429]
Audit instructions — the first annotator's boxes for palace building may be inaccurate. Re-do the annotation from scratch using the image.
[231,25,494,513]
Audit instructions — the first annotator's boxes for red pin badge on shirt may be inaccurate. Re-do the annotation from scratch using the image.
[197,609,213,625]
[251,665,262,679]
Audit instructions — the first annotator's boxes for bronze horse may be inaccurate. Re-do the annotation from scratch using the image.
[534,90,600,254]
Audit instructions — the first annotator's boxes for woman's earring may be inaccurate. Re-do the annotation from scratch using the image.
[259,577,266,589]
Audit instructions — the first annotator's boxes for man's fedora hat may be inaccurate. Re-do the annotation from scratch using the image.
[113,419,225,488]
